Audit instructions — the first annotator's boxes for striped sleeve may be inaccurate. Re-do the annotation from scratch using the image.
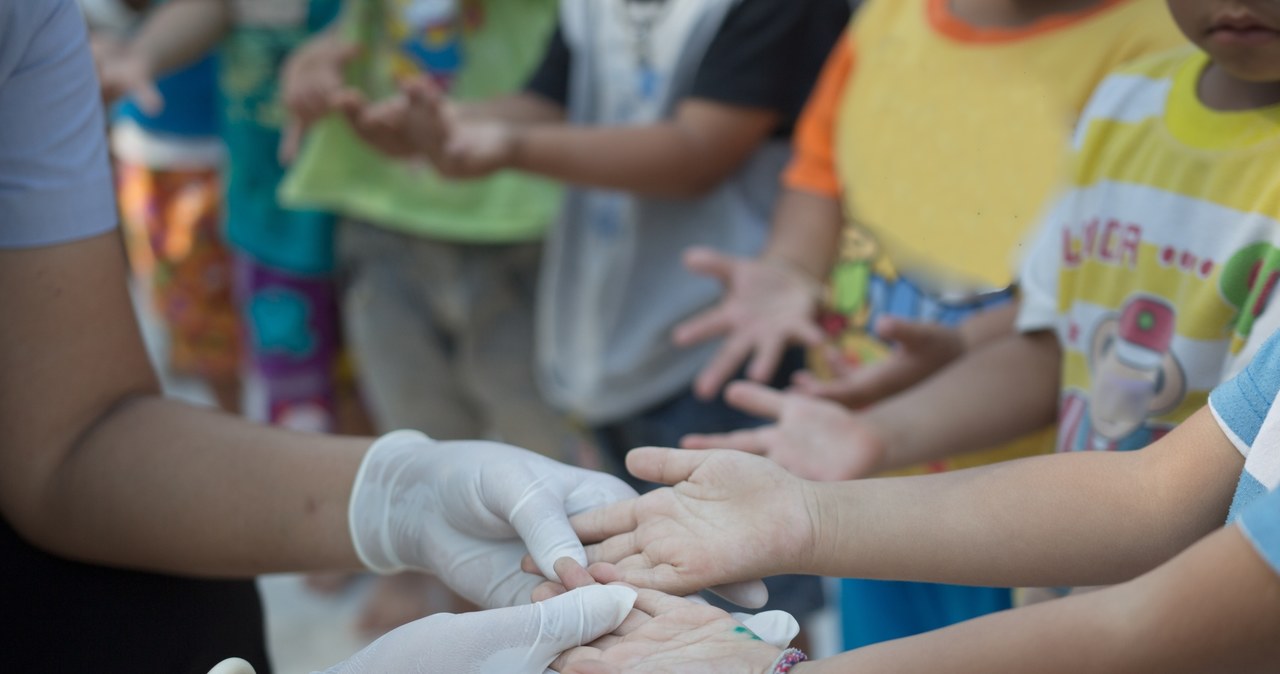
[1210,330,1280,457]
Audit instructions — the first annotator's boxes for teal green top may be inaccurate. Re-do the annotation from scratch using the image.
[280,0,562,243]
[220,0,341,274]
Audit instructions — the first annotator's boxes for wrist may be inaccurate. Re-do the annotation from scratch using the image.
[797,481,838,576]
[764,647,810,674]
[760,254,826,306]
[348,430,438,574]
[761,252,824,285]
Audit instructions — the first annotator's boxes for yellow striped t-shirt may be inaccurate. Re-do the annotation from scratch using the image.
[1017,47,1280,453]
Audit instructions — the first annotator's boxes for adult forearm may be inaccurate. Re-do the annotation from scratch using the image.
[868,330,1061,470]
[802,408,1239,586]
[798,525,1280,674]
[127,0,229,77]
[759,189,843,280]
[0,234,366,578]
[29,397,369,577]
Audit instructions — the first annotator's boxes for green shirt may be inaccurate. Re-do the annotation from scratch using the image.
[280,0,561,242]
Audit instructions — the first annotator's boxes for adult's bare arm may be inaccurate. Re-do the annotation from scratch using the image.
[0,233,367,577]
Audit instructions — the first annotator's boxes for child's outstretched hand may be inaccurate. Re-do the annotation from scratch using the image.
[537,559,795,674]
[791,316,965,409]
[673,248,826,400]
[682,381,887,481]
[567,448,818,602]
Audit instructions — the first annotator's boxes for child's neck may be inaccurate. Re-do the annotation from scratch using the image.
[1199,63,1280,112]
[949,0,1106,28]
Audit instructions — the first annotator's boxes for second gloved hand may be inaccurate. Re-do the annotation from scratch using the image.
[320,585,637,674]
[348,431,638,608]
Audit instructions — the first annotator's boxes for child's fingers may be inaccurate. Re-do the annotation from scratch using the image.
[679,430,769,455]
[582,531,641,566]
[692,336,755,400]
[724,380,786,420]
[672,304,732,348]
[570,499,640,544]
[625,446,717,486]
[554,557,598,591]
[531,580,567,603]
[278,123,305,165]
[129,79,164,116]
[682,246,737,283]
[746,337,786,384]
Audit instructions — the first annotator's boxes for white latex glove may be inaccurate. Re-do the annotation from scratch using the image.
[349,431,638,608]
[318,585,637,674]
[207,658,255,674]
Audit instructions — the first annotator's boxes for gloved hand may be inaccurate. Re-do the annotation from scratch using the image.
[318,585,636,674]
[348,431,638,608]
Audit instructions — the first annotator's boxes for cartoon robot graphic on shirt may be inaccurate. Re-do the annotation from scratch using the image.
[1060,295,1187,452]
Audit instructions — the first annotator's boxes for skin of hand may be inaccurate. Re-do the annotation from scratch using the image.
[789,315,967,409]
[570,448,817,599]
[90,32,163,113]
[682,380,887,481]
[674,247,827,400]
[334,75,517,178]
[278,30,360,162]
[532,558,800,650]
[89,0,231,116]
[542,560,784,674]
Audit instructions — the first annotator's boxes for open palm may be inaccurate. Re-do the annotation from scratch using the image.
[555,589,782,674]
[573,448,816,600]
[683,381,887,481]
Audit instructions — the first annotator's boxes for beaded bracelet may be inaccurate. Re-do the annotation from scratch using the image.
[770,647,808,673]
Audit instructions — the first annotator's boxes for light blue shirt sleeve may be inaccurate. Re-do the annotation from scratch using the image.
[0,0,117,249]
[1209,330,1280,453]
[1239,487,1280,579]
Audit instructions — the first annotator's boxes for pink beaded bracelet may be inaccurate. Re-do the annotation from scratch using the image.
[770,647,808,673]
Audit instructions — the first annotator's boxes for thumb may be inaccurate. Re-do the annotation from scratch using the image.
[624,446,716,486]
[523,586,637,669]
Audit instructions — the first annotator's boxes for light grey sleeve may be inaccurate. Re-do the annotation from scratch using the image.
[1015,195,1071,334]
[0,0,118,249]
